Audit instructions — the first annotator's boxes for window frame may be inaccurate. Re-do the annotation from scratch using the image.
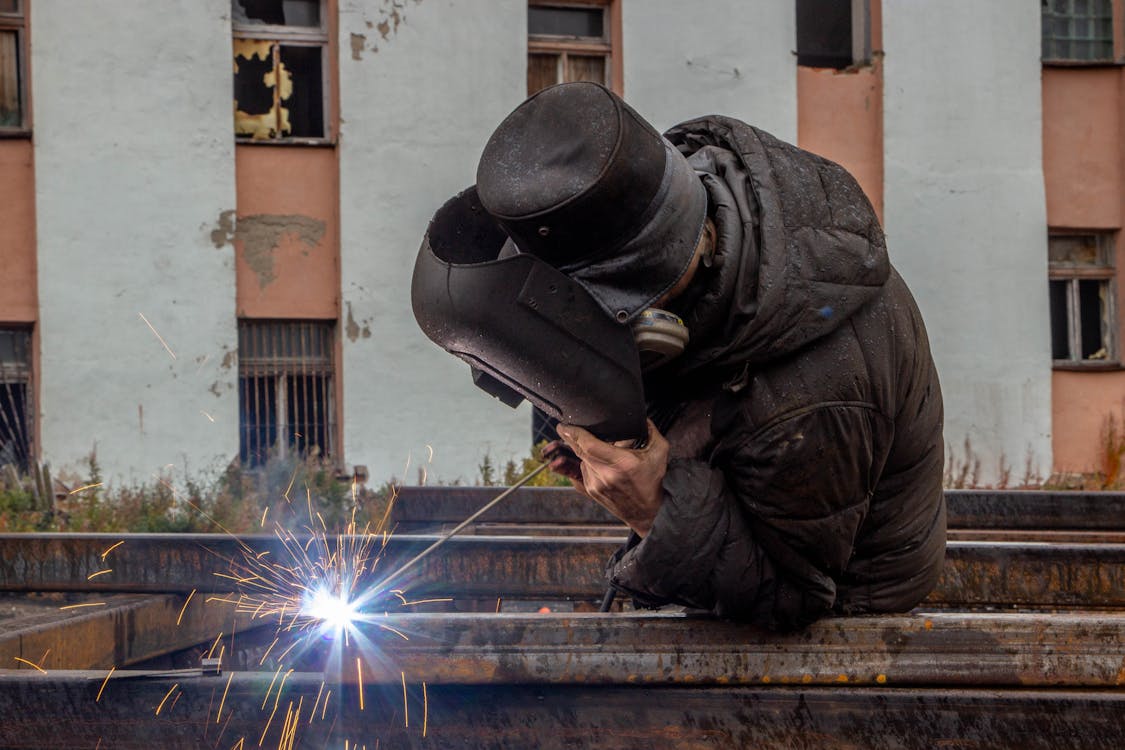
[231,0,333,145]
[1049,232,1121,369]
[1041,0,1124,67]
[0,0,29,137]
[527,0,622,95]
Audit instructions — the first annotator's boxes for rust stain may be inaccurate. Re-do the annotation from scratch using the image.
[344,302,372,342]
[211,212,326,289]
[350,33,366,61]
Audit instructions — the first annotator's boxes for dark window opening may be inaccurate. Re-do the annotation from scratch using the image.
[239,321,335,467]
[233,0,320,28]
[1049,233,1117,366]
[531,407,558,449]
[0,328,32,473]
[529,6,604,38]
[1042,0,1114,63]
[797,0,869,69]
[233,41,324,139]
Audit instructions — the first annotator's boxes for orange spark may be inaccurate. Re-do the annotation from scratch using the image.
[176,589,196,626]
[96,667,115,702]
[155,683,178,715]
[100,540,124,560]
[401,672,408,728]
[216,671,234,724]
[86,569,112,581]
[200,410,216,423]
[357,658,365,711]
[60,602,105,611]
[68,482,103,495]
[12,657,46,674]
[423,682,429,738]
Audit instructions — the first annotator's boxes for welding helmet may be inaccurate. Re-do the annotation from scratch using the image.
[411,83,707,442]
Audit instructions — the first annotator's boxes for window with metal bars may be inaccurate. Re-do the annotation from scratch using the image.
[1042,0,1115,63]
[528,2,614,96]
[0,0,27,131]
[1049,233,1118,366]
[0,328,32,472]
[238,320,335,467]
[232,0,328,141]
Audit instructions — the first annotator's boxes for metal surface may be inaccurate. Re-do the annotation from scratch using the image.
[2,533,1125,609]
[180,611,1125,688]
[0,593,255,670]
[0,670,1121,749]
[390,486,1125,530]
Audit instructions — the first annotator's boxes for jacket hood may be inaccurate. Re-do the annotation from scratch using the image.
[658,116,889,382]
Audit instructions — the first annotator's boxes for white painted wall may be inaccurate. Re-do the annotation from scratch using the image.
[32,0,239,484]
[337,0,530,483]
[622,0,796,140]
[883,1,1051,483]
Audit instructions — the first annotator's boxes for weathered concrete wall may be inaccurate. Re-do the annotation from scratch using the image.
[884,1,1051,483]
[32,0,239,482]
[337,0,529,483]
[621,0,796,139]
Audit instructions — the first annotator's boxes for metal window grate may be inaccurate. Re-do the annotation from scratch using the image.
[0,328,32,472]
[1042,0,1114,62]
[238,320,335,466]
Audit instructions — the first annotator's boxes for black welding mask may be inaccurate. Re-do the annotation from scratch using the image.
[411,83,707,442]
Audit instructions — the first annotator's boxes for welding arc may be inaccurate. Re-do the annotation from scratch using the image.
[372,462,550,594]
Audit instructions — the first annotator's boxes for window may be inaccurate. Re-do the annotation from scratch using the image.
[528,2,617,96]
[1049,234,1118,365]
[232,0,328,141]
[1042,0,1114,63]
[0,0,26,132]
[796,0,871,69]
[238,320,336,466]
[0,328,32,472]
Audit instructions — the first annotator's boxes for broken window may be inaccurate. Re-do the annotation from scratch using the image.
[238,320,336,467]
[1042,0,1114,63]
[0,328,32,473]
[528,2,616,96]
[1049,233,1118,365]
[0,0,26,130]
[232,0,327,141]
[796,0,871,69]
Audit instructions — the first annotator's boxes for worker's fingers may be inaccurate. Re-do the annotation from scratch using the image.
[556,424,632,466]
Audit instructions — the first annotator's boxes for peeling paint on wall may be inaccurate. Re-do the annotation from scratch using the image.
[352,0,424,57]
[210,211,327,289]
[351,33,367,61]
[344,301,372,342]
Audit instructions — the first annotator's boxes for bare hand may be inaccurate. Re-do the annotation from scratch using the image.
[555,420,669,537]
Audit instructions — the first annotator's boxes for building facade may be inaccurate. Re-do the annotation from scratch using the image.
[0,0,1118,486]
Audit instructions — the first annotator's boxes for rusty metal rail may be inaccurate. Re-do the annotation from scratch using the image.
[0,671,1121,749]
[1,533,1124,609]
[3,610,1125,749]
[390,486,1125,531]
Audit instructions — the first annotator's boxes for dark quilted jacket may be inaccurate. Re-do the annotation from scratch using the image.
[606,116,946,630]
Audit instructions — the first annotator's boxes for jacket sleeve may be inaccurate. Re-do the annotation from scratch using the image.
[606,404,881,630]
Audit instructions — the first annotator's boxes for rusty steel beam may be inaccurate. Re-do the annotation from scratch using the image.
[178,611,1125,689]
[391,486,1125,531]
[2,534,1125,608]
[0,593,255,670]
[0,669,1121,749]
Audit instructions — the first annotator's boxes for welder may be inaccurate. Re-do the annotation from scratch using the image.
[413,82,945,631]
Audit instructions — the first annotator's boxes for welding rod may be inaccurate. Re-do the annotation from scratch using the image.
[371,461,551,593]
